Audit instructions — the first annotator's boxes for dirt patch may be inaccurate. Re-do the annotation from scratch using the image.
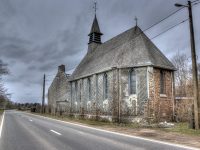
[96,126,200,148]
[137,129,158,137]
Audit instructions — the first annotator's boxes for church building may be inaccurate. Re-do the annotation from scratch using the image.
[48,14,176,122]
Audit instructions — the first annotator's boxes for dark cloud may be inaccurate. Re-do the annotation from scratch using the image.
[0,0,199,103]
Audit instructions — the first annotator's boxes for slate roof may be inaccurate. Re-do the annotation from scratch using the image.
[70,26,175,81]
[89,14,102,35]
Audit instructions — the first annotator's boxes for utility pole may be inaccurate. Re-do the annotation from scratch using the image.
[42,74,46,114]
[188,0,199,130]
[175,1,199,129]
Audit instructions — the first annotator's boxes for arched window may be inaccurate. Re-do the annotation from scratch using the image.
[160,70,165,94]
[103,73,108,99]
[75,81,78,101]
[129,69,136,95]
[87,78,91,100]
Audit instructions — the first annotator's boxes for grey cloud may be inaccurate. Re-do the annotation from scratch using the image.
[0,0,199,103]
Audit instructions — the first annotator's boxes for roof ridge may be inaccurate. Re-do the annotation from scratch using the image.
[91,26,141,54]
[140,31,175,69]
[102,26,138,45]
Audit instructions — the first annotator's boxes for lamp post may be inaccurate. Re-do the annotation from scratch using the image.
[175,1,199,129]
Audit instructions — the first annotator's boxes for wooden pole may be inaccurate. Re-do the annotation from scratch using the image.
[42,74,45,113]
[188,1,199,129]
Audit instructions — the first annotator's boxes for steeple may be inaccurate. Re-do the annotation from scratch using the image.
[88,2,103,44]
[134,16,138,26]
[88,14,103,44]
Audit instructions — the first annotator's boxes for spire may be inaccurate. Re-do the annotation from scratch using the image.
[89,15,102,35]
[88,2,103,44]
[134,16,138,26]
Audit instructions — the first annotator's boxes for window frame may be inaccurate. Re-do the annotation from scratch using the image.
[160,70,166,94]
[103,73,109,99]
[129,68,137,95]
[87,78,91,101]
[75,81,78,101]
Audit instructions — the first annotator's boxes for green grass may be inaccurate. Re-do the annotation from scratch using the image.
[33,112,142,128]
[32,112,200,136]
[161,123,200,136]
[0,109,3,115]
[38,113,116,127]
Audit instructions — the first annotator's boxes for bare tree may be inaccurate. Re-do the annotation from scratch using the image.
[171,52,192,97]
[0,60,9,109]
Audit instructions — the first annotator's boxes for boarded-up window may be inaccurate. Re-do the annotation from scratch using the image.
[129,69,136,95]
[75,81,78,101]
[103,73,108,99]
[87,78,91,100]
[160,70,166,94]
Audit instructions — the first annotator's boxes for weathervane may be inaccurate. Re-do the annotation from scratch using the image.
[93,1,97,14]
[135,16,138,26]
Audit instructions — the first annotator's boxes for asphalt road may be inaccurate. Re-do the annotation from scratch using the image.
[0,110,198,150]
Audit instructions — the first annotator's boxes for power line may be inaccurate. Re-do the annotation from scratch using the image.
[150,19,189,40]
[121,7,186,43]
[192,0,200,3]
[142,7,184,32]
[114,8,188,47]
[193,1,200,5]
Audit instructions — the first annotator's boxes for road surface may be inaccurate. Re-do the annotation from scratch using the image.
[0,110,198,150]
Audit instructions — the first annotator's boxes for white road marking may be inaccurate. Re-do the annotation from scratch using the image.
[26,112,198,150]
[29,119,33,122]
[50,130,62,135]
[0,111,5,139]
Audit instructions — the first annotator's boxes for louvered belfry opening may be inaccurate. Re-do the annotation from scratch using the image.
[89,32,102,44]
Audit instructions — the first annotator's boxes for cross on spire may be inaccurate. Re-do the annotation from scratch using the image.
[93,1,97,14]
[135,16,138,26]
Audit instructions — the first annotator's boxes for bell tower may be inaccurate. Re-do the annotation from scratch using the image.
[88,2,103,53]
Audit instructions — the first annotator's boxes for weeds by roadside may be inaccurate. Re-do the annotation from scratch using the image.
[163,123,200,136]
[31,112,200,136]
[0,109,3,115]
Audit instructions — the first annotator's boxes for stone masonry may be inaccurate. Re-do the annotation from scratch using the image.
[48,65,71,114]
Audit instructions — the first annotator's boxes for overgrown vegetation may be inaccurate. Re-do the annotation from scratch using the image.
[171,52,200,97]
[163,123,200,136]
[33,112,142,128]
[0,59,11,110]
[30,112,200,136]
[0,109,3,115]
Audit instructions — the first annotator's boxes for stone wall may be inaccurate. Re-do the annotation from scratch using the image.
[120,67,148,122]
[70,71,113,120]
[48,65,70,114]
[70,67,149,122]
[148,67,174,122]
[48,66,175,122]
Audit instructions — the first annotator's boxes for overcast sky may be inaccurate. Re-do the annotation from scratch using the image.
[0,0,199,103]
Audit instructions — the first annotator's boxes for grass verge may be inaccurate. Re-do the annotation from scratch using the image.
[33,112,141,128]
[0,109,3,115]
[163,123,200,136]
[31,112,200,136]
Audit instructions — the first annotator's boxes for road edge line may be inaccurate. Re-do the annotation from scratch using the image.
[25,112,199,150]
[50,130,62,135]
[0,111,5,139]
